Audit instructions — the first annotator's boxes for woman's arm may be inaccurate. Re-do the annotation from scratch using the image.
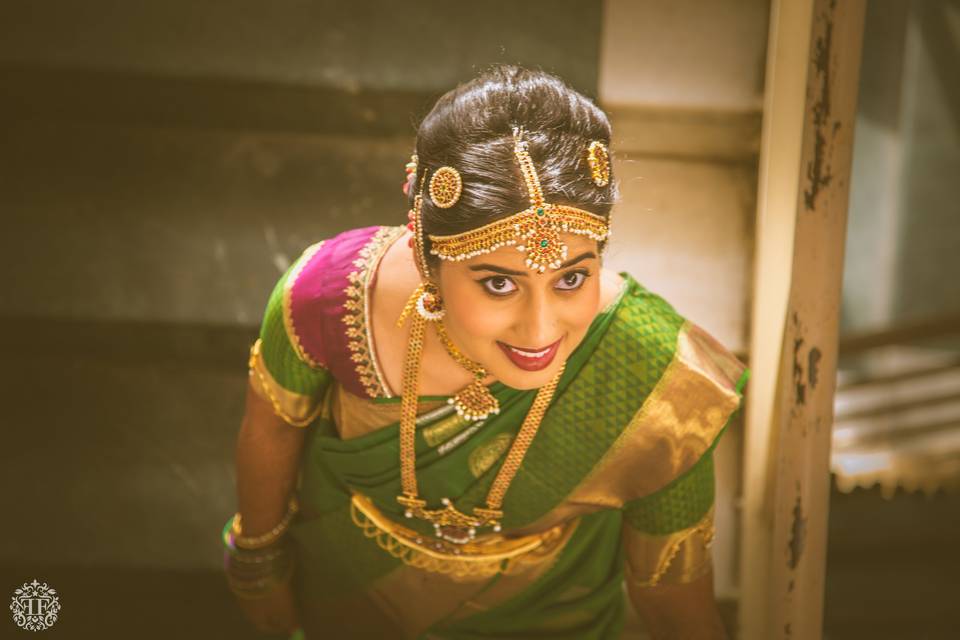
[627,567,728,640]
[235,377,307,536]
[229,377,307,635]
[621,450,729,640]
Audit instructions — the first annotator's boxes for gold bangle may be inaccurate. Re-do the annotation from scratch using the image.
[231,497,299,550]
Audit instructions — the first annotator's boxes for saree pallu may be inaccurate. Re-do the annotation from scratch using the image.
[245,228,748,639]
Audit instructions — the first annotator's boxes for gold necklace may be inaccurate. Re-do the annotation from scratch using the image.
[397,311,564,544]
[433,320,500,421]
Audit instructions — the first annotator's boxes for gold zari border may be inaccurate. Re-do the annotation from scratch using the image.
[248,339,322,428]
[623,506,716,588]
[341,226,405,398]
[282,241,326,368]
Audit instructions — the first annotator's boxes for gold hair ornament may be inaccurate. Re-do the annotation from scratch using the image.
[429,166,463,209]
[587,140,610,187]
[428,128,609,273]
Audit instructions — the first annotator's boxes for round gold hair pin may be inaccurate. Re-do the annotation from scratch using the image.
[429,166,463,209]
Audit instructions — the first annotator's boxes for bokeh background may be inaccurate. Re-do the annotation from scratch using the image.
[1,1,957,638]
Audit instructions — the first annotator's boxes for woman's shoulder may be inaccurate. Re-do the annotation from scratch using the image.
[604,270,746,399]
[269,225,406,396]
[286,225,404,294]
[615,272,745,382]
[583,271,748,491]
[599,271,687,363]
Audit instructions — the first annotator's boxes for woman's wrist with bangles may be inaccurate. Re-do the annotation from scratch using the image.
[230,496,299,549]
[222,498,299,598]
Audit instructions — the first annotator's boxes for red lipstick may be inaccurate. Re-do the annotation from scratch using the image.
[496,337,562,372]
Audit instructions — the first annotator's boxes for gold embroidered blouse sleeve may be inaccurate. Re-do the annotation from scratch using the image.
[618,321,747,587]
[620,444,719,588]
[623,506,716,588]
[250,242,333,427]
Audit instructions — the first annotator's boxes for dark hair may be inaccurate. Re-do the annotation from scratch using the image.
[410,65,617,261]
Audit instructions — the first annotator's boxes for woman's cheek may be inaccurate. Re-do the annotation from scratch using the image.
[454,298,512,341]
[560,288,601,343]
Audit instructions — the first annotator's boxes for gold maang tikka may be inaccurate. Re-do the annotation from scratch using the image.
[427,128,610,273]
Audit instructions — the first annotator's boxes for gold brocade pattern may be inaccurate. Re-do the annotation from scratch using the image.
[421,412,470,447]
[623,506,715,588]
[468,433,513,478]
[350,494,575,582]
[248,339,322,427]
[341,226,406,398]
[283,241,326,368]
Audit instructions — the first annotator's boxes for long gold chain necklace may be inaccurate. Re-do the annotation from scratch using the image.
[397,311,564,544]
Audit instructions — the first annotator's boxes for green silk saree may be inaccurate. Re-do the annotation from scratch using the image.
[242,229,748,639]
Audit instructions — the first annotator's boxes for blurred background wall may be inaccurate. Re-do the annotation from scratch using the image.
[0,1,600,325]
[1,1,958,638]
[0,3,608,638]
[842,0,960,332]
[598,0,768,606]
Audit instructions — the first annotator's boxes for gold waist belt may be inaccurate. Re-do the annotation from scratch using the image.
[350,493,574,581]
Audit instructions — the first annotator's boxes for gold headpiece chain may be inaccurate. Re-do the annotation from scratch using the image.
[427,127,610,273]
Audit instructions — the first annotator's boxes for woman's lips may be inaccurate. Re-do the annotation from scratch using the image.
[496,338,562,371]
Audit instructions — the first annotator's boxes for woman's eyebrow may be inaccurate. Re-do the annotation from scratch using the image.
[468,251,597,275]
[468,264,528,276]
[558,251,597,269]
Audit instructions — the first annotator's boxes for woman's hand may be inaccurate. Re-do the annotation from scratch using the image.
[235,577,301,636]
[627,568,729,640]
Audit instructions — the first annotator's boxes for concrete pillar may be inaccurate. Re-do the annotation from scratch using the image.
[739,1,866,637]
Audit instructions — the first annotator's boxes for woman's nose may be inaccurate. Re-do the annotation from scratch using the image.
[513,293,558,348]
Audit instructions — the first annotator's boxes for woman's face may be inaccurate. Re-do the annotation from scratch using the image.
[436,233,602,390]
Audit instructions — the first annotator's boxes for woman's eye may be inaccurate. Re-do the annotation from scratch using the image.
[481,276,518,296]
[555,270,589,291]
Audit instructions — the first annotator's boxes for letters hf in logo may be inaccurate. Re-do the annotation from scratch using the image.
[10,579,61,631]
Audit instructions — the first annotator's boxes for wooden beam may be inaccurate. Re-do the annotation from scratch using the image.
[739,1,866,638]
